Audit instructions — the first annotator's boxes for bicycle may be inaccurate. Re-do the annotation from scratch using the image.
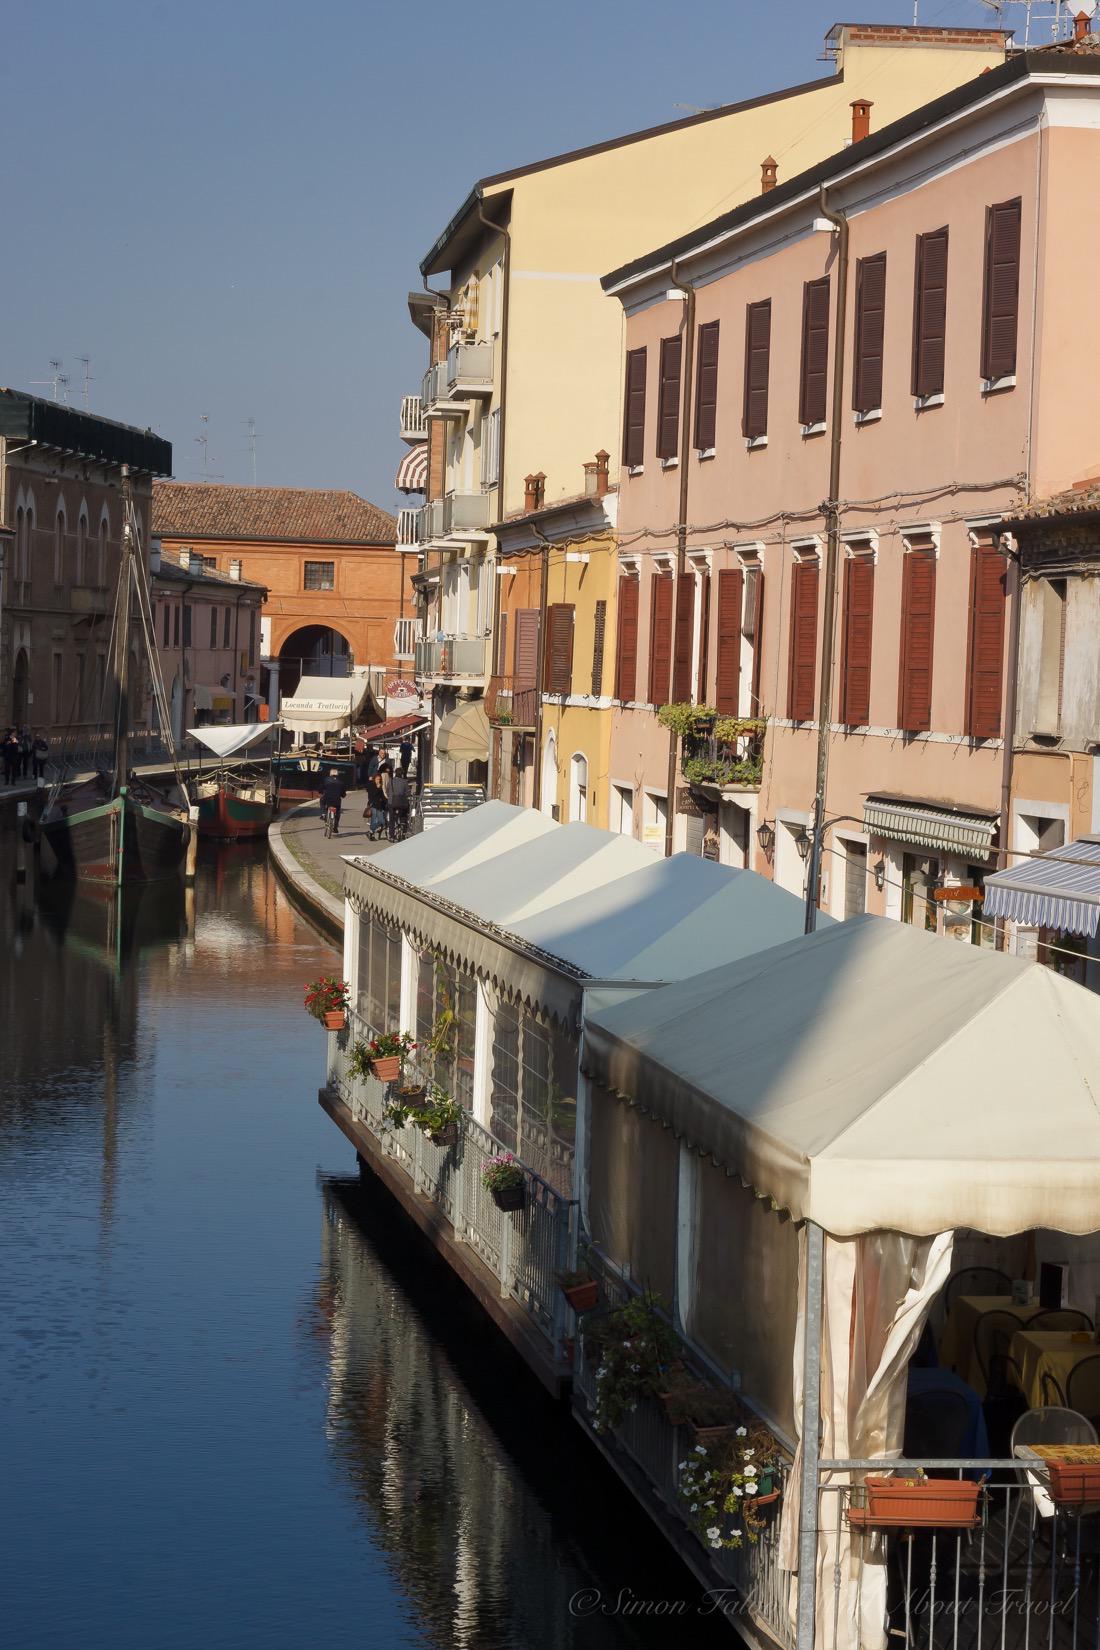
[389,807,410,844]
[323,804,339,839]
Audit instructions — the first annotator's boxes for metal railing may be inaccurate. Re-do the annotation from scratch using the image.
[420,361,448,411]
[441,492,492,536]
[487,678,538,728]
[682,720,767,792]
[414,635,488,679]
[396,507,420,548]
[446,341,494,394]
[400,393,427,440]
[328,1014,576,1358]
[415,499,446,546]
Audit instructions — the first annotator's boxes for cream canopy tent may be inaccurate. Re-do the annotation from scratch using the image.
[280,674,369,738]
[187,722,277,759]
[435,699,490,761]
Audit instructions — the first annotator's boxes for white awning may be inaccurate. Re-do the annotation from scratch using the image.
[863,795,997,857]
[983,836,1100,937]
[281,674,370,735]
[193,684,234,713]
[187,722,277,759]
[435,699,490,761]
[584,916,1100,1239]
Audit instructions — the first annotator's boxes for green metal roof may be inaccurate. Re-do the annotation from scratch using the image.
[0,388,172,475]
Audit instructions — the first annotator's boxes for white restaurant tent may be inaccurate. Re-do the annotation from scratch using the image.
[280,673,370,744]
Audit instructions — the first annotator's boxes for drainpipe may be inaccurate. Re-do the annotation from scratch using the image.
[478,196,512,795]
[994,535,1022,951]
[804,185,850,934]
[663,258,696,859]
[532,521,552,811]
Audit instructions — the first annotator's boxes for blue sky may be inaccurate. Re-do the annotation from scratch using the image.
[6,0,1010,508]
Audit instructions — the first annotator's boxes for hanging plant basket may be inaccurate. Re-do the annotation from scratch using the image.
[430,1123,459,1147]
[491,1181,526,1212]
[372,1053,403,1084]
[323,1010,346,1031]
[848,1477,982,1531]
[396,1083,428,1109]
[560,1279,599,1314]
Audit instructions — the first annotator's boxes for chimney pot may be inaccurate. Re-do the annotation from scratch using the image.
[524,473,546,512]
[760,156,778,194]
[229,558,242,582]
[595,449,610,498]
[850,99,873,144]
[1074,9,1090,39]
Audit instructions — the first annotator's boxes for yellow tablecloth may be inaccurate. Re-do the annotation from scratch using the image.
[939,1296,1044,1395]
[1011,1330,1100,1409]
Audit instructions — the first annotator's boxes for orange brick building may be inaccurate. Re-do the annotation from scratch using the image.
[151,483,414,708]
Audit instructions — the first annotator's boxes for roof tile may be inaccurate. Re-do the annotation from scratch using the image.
[152,482,396,545]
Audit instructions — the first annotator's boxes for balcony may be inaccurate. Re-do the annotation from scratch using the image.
[399,394,426,442]
[421,344,494,419]
[415,634,490,682]
[396,507,421,549]
[415,499,447,548]
[441,491,491,539]
[680,718,767,793]
[487,676,538,729]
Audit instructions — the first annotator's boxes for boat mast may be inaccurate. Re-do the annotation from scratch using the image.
[113,465,134,796]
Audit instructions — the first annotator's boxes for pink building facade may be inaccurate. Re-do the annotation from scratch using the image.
[604,45,1100,937]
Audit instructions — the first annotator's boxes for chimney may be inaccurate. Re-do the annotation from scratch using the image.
[229,558,242,582]
[1074,9,1091,39]
[149,536,161,575]
[179,546,192,572]
[850,99,873,144]
[524,472,546,512]
[594,449,610,498]
[760,156,778,194]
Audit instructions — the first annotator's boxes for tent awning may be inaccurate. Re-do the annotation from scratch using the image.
[187,722,276,759]
[281,674,369,734]
[863,795,998,857]
[435,699,490,760]
[396,445,428,493]
[358,713,427,745]
[983,836,1100,937]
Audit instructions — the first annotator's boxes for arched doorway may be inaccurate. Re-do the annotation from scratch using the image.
[278,625,353,699]
[12,650,29,727]
[569,752,588,823]
[541,729,558,818]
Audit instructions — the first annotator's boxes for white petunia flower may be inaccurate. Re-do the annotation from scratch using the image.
[706,1526,721,1540]
[694,1444,707,1455]
[732,1485,744,1497]
[735,1426,747,1437]
[679,1460,687,1471]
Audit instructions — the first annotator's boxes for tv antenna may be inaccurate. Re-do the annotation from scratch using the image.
[243,417,258,486]
[975,0,1089,45]
[195,413,210,478]
[30,358,69,402]
[77,356,93,411]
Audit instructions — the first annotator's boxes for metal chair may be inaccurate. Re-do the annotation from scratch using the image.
[1030,1308,1094,1332]
[1041,1370,1068,1407]
[1067,1356,1100,1427]
[975,1309,1027,1396]
[945,1267,1013,1311]
[1009,1406,1099,1541]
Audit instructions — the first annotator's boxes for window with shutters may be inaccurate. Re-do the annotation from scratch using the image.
[657,335,682,461]
[545,603,575,696]
[671,575,696,703]
[622,347,647,469]
[162,601,170,648]
[965,537,1007,738]
[981,198,1021,386]
[614,577,639,701]
[513,608,540,689]
[648,572,673,704]
[743,301,771,442]
[715,568,743,715]
[223,607,231,647]
[695,320,720,452]
[843,840,868,920]
[787,554,819,722]
[182,603,192,648]
[743,563,766,713]
[839,550,875,727]
[911,228,949,402]
[798,278,830,429]
[852,253,886,415]
[898,546,937,731]
[590,599,608,697]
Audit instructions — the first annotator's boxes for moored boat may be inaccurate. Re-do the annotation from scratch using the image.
[187,722,278,840]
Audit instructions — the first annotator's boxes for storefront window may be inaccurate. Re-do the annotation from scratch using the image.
[357,915,402,1034]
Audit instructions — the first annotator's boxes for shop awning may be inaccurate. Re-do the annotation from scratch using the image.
[435,699,490,760]
[395,445,428,493]
[359,713,427,745]
[863,795,998,857]
[187,722,277,759]
[193,684,234,713]
[983,836,1100,937]
[281,674,370,735]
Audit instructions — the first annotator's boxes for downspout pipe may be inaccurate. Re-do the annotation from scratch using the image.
[663,259,696,859]
[477,197,512,798]
[994,534,1022,951]
[531,522,552,812]
[804,185,850,934]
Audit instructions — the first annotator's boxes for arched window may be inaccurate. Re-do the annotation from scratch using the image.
[569,752,589,823]
[14,507,23,583]
[54,505,66,584]
[99,512,109,586]
[77,510,88,584]
[540,729,558,819]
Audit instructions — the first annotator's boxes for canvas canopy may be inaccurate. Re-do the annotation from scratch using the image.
[187,722,276,759]
[983,835,1100,937]
[281,675,369,735]
[344,801,554,899]
[435,699,490,760]
[584,915,1100,1238]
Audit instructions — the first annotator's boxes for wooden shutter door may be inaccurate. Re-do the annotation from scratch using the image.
[591,599,607,696]
[545,603,575,695]
[614,576,639,701]
[657,336,682,460]
[898,553,936,731]
[513,608,540,688]
[671,575,696,703]
[648,573,673,704]
[622,348,647,467]
[715,567,743,714]
[697,572,711,704]
[743,301,771,439]
[694,321,720,450]
[496,611,508,676]
[966,542,1006,738]
[840,555,874,726]
[749,569,766,712]
[853,253,886,414]
[799,278,830,426]
[787,561,819,722]
[912,228,949,399]
[981,199,1021,382]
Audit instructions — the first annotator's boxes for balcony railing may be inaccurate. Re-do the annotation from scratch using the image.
[415,499,446,547]
[487,676,538,729]
[399,394,427,442]
[396,507,420,548]
[328,1014,575,1356]
[445,341,494,397]
[441,492,491,537]
[415,635,489,679]
[681,719,766,792]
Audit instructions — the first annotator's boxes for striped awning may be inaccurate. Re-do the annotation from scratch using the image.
[395,444,428,493]
[863,795,998,857]
[983,837,1100,937]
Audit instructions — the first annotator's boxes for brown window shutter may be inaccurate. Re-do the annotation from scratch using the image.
[787,560,819,722]
[749,568,766,712]
[981,198,1021,383]
[715,568,743,714]
[545,602,575,695]
[614,576,639,701]
[697,571,711,704]
[911,227,949,399]
[591,599,607,697]
[657,335,682,460]
[965,540,1007,738]
[513,608,540,688]
[671,574,697,703]
[798,277,830,427]
[694,320,720,450]
[496,610,508,676]
[648,573,673,704]
[840,555,875,726]
[743,300,771,439]
[898,552,937,731]
[623,347,647,468]
[852,253,887,414]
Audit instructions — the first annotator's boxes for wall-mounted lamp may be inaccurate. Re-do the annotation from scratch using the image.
[873,858,886,893]
[756,819,775,856]
[794,825,812,862]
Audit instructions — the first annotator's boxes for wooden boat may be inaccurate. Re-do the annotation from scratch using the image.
[187,722,278,840]
[273,751,357,804]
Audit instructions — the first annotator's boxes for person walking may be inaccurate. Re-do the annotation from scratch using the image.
[388,766,411,841]
[2,729,18,786]
[32,731,49,781]
[365,768,387,841]
[399,737,414,777]
[19,727,33,779]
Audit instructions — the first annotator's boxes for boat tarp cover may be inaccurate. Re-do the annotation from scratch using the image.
[187,722,276,758]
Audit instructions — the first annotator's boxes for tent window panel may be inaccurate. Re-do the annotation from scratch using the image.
[490,1000,520,1153]
[587,1085,677,1303]
[357,916,401,1033]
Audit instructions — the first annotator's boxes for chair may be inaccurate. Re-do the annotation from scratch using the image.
[1030,1308,1094,1332]
[1041,1370,1068,1407]
[1009,1407,1099,1542]
[945,1267,1013,1311]
[1067,1356,1100,1427]
[975,1309,1026,1396]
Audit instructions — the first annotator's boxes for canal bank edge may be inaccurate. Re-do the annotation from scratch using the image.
[269,804,345,942]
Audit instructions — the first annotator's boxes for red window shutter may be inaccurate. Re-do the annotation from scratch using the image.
[965,540,1007,738]
[657,335,682,460]
[743,300,771,440]
[671,574,696,703]
[697,571,711,704]
[622,347,647,467]
[648,573,673,704]
[591,599,607,697]
[694,321,720,450]
[513,608,540,689]
[787,560,819,722]
[798,277,830,427]
[614,576,639,701]
[981,198,1021,383]
[898,552,937,731]
[496,611,508,676]
[911,228,949,399]
[545,602,575,695]
[840,555,875,726]
[715,567,743,714]
[852,253,887,414]
[749,568,766,712]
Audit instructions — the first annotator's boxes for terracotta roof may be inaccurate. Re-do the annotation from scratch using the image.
[1010,475,1100,523]
[1037,30,1100,55]
[153,482,396,546]
[153,549,266,592]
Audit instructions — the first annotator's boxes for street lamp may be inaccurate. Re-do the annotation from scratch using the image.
[756,819,775,856]
[794,825,812,861]
[873,858,886,892]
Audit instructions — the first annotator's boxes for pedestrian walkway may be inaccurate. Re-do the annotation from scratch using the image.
[273,788,416,922]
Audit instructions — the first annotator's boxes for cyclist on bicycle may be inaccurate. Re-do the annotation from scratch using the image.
[387,766,411,841]
[319,769,346,836]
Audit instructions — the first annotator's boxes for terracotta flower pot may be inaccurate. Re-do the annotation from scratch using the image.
[849,1477,981,1531]
[372,1054,402,1084]
[430,1123,459,1146]
[397,1084,427,1109]
[1046,1462,1100,1505]
[561,1280,599,1313]
[490,1180,525,1212]
[323,1010,346,1031]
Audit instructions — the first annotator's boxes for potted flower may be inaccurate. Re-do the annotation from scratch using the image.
[661,1379,743,1445]
[418,1087,463,1146]
[482,1153,526,1212]
[848,1474,982,1531]
[586,1291,682,1433]
[678,1424,782,1552]
[304,976,350,1031]
[559,1268,599,1314]
[382,1093,414,1130]
[363,1030,416,1085]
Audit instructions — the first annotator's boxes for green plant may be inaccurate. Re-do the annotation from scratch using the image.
[678,1424,780,1552]
[658,702,717,739]
[496,710,513,726]
[682,752,764,790]
[426,1001,457,1062]
[304,976,350,1021]
[418,1086,462,1138]
[382,1093,414,1129]
[588,1292,682,1433]
[366,1029,417,1060]
[481,1153,524,1193]
[713,715,767,745]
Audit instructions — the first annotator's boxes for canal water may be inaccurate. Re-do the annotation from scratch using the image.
[1,840,734,1650]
